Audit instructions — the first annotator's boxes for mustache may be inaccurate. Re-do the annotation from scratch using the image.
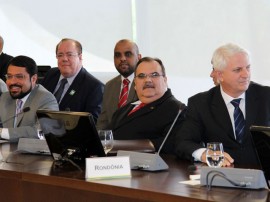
[143,83,154,89]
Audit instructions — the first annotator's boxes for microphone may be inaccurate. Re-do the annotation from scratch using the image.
[157,108,183,154]
[0,107,31,126]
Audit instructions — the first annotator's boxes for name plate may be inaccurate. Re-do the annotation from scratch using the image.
[85,156,131,179]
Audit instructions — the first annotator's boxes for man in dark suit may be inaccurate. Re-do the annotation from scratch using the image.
[175,43,270,166]
[41,38,104,121]
[96,39,141,130]
[0,35,13,81]
[108,57,186,154]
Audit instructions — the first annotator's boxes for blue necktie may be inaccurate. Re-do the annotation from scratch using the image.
[54,79,67,103]
[231,99,245,143]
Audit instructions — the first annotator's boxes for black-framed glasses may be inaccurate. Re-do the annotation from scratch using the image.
[135,72,164,80]
[5,74,26,81]
[56,52,80,59]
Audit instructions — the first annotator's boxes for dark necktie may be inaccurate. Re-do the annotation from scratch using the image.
[118,79,130,108]
[54,78,67,103]
[231,98,245,143]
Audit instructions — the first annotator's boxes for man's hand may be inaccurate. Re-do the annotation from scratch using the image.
[201,150,234,167]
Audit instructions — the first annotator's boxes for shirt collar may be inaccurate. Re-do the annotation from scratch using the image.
[220,85,245,106]
[121,73,134,83]
[59,67,82,85]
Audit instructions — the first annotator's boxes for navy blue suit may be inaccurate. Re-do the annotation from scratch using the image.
[175,82,270,166]
[41,67,104,121]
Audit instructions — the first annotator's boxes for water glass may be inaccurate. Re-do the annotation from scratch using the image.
[98,130,114,155]
[206,142,224,168]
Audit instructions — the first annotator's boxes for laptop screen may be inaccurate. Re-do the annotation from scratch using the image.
[36,110,105,164]
[250,125,270,187]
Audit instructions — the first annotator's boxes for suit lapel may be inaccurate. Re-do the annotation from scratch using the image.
[16,85,38,127]
[245,86,258,127]
[210,87,235,140]
[60,68,84,107]
[127,81,137,102]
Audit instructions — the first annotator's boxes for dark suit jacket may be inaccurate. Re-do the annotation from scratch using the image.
[41,67,104,121]
[0,52,13,81]
[108,89,186,154]
[96,75,137,130]
[175,82,270,166]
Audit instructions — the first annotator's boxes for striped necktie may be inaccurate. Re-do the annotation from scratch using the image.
[118,79,130,108]
[231,98,245,143]
[54,78,67,103]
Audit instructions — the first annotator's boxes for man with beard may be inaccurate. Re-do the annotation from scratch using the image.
[0,55,58,142]
[107,57,186,154]
[42,38,104,121]
[96,39,141,130]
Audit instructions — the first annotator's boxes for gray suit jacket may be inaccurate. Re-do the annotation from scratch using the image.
[96,75,137,130]
[0,84,59,142]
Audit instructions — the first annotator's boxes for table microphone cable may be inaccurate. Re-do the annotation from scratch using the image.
[206,170,247,190]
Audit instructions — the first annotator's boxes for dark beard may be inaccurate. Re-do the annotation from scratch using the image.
[10,85,32,99]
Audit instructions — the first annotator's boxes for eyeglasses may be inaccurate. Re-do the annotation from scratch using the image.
[5,74,26,81]
[135,72,165,80]
[56,52,80,59]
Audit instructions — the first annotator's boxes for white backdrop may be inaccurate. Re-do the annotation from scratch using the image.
[1,0,270,103]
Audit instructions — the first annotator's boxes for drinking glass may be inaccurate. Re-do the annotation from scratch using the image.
[98,130,114,156]
[205,142,224,168]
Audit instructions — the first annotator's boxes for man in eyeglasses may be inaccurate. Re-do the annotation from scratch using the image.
[0,55,58,142]
[107,57,186,154]
[41,38,104,122]
[96,39,141,130]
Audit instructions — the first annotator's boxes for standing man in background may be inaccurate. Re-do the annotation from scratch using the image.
[96,39,141,130]
[42,38,104,121]
[0,55,58,142]
[0,35,13,82]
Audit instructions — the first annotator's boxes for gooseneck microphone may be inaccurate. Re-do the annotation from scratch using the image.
[0,107,31,126]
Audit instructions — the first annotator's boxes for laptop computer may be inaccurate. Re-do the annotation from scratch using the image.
[250,125,270,188]
[36,110,105,165]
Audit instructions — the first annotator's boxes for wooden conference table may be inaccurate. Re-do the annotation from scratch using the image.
[0,142,269,202]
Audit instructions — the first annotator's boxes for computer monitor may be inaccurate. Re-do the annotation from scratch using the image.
[250,125,270,188]
[36,110,105,165]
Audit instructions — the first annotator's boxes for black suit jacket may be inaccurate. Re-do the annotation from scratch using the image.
[108,89,186,154]
[0,52,13,81]
[41,67,104,121]
[175,82,270,166]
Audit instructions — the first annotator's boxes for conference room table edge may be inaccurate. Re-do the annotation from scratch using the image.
[0,143,268,202]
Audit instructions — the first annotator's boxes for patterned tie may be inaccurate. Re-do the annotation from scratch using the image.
[16,99,23,115]
[231,98,245,143]
[54,78,67,103]
[118,79,130,108]
[14,99,23,127]
[128,103,146,116]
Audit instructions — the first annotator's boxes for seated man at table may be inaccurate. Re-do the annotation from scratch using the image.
[175,43,270,166]
[0,55,59,142]
[107,57,186,154]
[41,38,104,121]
